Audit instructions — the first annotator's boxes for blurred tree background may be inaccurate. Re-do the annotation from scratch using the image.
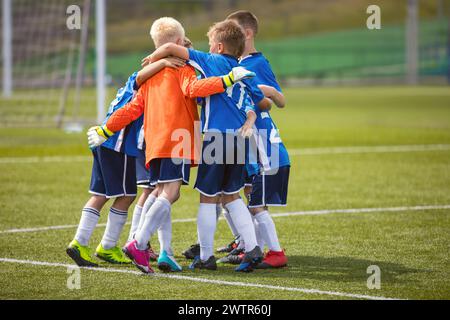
[97,0,449,85]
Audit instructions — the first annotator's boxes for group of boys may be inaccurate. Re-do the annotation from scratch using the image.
[66,11,290,274]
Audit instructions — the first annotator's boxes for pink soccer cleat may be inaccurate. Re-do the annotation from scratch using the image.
[123,240,154,274]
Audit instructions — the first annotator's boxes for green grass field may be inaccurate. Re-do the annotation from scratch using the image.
[0,86,449,300]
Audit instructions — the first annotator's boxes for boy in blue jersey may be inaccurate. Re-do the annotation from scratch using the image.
[148,20,272,271]
[66,57,184,267]
[224,11,290,269]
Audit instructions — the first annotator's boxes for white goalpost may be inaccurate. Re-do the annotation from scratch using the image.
[95,0,106,125]
[1,0,106,128]
[2,0,12,98]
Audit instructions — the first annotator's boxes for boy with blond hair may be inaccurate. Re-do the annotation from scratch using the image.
[89,17,255,273]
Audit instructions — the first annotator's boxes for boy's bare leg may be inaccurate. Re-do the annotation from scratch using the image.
[243,185,252,203]
[84,195,108,212]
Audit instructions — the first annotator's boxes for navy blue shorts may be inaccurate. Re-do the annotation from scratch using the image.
[89,146,137,198]
[244,171,254,187]
[136,149,153,188]
[195,133,247,197]
[149,158,190,186]
[248,166,290,208]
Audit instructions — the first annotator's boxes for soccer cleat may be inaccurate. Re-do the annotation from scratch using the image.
[189,255,217,271]
[95,243,131,264]
[216,248,245,264]
[255,250,288,269]
[66,239,98,267]
[157,250,182,272]
[235,246,263,272]
[123,241,158,261]
[217,252,244,265]
[216,237,240,253]
[123,240,154,274]
[182,243,200,260]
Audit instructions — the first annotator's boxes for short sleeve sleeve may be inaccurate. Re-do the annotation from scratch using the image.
[188,49,211,75]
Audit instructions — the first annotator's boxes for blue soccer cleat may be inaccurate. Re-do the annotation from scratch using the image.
[157,250,182,272]
[189,255,217,271]
[235,246,263,272]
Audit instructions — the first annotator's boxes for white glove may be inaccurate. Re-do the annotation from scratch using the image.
[87,126,108,149]
[231,66,256,82]
[222,67,256,87]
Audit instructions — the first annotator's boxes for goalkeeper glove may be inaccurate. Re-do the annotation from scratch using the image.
[222,66,256,87]
[87,125,113,149]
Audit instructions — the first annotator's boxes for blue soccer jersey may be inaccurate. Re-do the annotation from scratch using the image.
[188,49,265,132]
[240,53,290,175]
[102,72,143,157]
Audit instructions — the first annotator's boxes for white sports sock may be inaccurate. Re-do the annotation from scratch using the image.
[127,205,142,242]
[101,207,128,249]
[135,197,170,250]
[223,207,239,238]
[136,194,156,233]
[157,206,173,256]
[197,203,217,261]
[252,215,266,250]
[224,199,258,252]
[74,207,100,246]
[254,210,281,252]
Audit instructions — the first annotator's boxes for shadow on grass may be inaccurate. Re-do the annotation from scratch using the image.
[251,255,423,284]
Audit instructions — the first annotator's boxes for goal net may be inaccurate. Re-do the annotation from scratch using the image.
[0,0,95,128]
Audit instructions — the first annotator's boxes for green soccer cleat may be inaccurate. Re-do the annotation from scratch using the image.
[66,239,98,267]
[95,243,132,264]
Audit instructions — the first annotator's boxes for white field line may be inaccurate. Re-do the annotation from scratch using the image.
[1,204,449,235]
[0,257,400,300]
[289,144,450,156]
[1,144,450,165]
[0,155,90,164]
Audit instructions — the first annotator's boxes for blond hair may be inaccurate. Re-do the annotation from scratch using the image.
[150,17,185,48]
[207,20,245,58]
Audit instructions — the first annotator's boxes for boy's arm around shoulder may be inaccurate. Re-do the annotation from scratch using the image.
[149,43,189,63]
[179,66,225,98]
[105,86,146,132]
[136,57,186,85]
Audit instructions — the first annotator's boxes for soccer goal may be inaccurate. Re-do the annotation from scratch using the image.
[0,0,106,129]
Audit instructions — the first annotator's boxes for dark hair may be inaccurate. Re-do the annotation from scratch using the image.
[207,20,245,58]
[226,10,258,36]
